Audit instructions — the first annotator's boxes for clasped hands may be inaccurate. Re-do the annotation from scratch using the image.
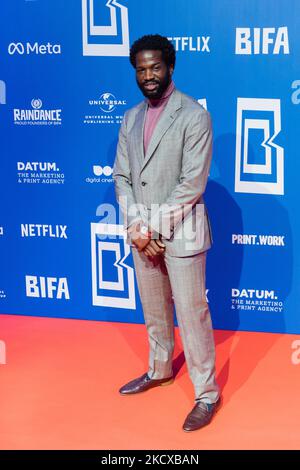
[129,221,165,258]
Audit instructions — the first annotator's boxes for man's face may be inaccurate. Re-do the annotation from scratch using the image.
[135,50,174,99]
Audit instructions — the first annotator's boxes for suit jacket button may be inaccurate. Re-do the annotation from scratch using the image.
[141,181,147,186]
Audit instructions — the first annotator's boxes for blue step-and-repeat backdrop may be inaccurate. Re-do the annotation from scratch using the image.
[0,0,299,333]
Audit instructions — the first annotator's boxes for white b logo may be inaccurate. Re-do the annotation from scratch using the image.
[235,98,284,195]
[82,0,130,56]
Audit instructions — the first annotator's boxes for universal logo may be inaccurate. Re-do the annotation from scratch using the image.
[8,42,61,55]
[84,91,126,125]
[14,98,62,126]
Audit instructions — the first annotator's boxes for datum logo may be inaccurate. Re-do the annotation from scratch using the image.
[235,98,284,195]
[82,0,129,56]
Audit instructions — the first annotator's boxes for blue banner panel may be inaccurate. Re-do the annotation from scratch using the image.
[0,0,299,333]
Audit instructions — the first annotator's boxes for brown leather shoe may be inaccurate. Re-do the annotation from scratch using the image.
[119,372,174,395]
[183,397,221,432]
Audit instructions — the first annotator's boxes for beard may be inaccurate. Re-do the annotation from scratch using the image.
[137,70,172,100]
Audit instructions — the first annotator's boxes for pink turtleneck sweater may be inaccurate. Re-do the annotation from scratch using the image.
[143,80,175,155]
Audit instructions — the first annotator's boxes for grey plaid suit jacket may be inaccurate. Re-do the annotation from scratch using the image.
[113,87,213,257]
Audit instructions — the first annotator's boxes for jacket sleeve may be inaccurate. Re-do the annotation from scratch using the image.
[112,112,144,230]
[149,110,213,239]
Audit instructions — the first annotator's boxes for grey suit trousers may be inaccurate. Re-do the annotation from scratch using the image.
[131,247,220,404]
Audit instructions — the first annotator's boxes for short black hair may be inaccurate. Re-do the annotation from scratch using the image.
[129,34,176,69]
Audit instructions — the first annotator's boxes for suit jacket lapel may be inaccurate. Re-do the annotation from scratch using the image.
[131,101,147,168]
[141,89,182,173]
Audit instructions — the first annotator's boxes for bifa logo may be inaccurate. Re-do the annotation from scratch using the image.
[25,276,70,299]
[91,223,135,309]
[82,0,129,56]
[291,340,300,365]
[235,98,284,195]
[235,27,289,55]
[0,80,6,105]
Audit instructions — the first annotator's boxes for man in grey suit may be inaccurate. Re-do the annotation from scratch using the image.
[113,34,220,432]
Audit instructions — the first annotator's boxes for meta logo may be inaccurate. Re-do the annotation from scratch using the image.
[21,224,68,239]
[91,223,136,309]
[235,27,289,55]
[8,42,61,55]
[168,36,210,52]
[82,0,130,56]
[291,80,300,105]
[0,80,6,105]
[235,98,284,195]
[26,276,70,299]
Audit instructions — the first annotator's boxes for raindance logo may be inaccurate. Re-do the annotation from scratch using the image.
[14,99,62,126]
[231,288,284,313]
[84,92,126,125]
[17,161,65,185]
